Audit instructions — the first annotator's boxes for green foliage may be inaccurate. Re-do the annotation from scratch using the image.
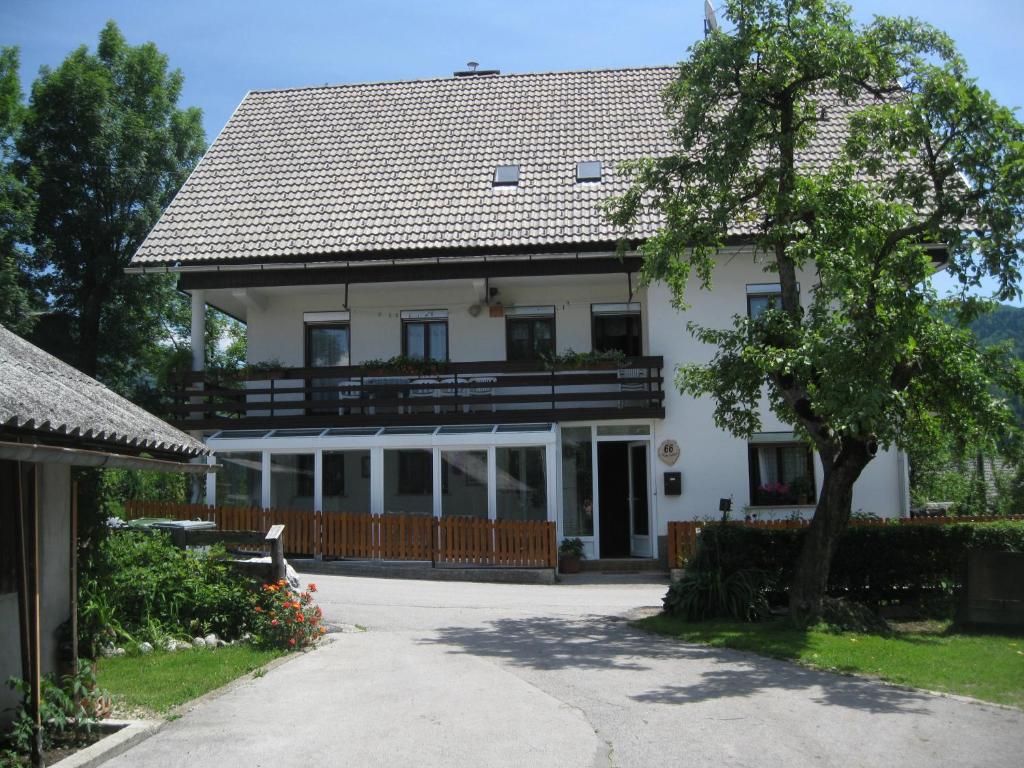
[558,537,585,558]
[636,616,1024,708]
[96,467,188,519]
[252,580,325,650]
[819,596,892,635]
[95,644,281,715]
[79,531,256,657]
[663,568,772,622]
[15,22,207,384]
[0,47,39,335]
[358,355,447,375]
[606,0,1024,619]
[694,521,1024,605]
[3,662,110,756]
[543,348,626,369]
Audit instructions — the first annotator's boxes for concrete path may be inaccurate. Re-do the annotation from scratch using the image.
[107,574,1023,768]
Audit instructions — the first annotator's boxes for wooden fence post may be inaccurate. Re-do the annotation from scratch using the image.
[549,521,557,569]
[266,524,286,583]
[431,517,438,567]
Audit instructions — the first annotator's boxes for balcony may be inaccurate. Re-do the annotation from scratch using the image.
[170,357,665,432]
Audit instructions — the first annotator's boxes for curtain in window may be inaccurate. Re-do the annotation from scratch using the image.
[780,446,806,483]
[756,447,776,485]
[308,325,349,367]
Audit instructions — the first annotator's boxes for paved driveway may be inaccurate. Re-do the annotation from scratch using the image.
[108,574,1023,768]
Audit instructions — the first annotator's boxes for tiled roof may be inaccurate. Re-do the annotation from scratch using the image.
[131,66,869,266]
[0,324,210,458]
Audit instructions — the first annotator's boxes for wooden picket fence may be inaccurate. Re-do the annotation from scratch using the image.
[124,500,556,568]
[667,514,1024,568]
[436,517,556,568]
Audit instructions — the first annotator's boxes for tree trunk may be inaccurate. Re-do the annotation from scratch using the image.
[76,290,104,378]
[789,440,873,625]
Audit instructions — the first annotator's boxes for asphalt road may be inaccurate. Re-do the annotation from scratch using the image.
[106,573,1024,768]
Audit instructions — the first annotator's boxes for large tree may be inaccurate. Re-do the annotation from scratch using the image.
[0,46,38,334]
[18,21,206,383]
[608,0,1024,622]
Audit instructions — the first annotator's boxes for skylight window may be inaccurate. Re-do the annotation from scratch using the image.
[576,161,602,183]
[493,164,520,186]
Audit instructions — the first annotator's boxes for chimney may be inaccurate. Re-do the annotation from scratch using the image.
[454,60,500,77]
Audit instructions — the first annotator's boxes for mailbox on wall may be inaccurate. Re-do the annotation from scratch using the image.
[664,472,682,496]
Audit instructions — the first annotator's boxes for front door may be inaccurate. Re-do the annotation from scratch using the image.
[627,442,651,557]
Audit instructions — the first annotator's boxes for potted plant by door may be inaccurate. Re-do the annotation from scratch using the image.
[559,537,585,574]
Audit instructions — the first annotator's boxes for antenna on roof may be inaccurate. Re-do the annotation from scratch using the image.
[704,0,719,38]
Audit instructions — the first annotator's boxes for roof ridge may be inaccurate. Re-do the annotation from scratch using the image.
[246,64,678,96]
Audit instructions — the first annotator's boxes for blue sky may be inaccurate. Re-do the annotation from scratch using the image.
[3,0,1022,301]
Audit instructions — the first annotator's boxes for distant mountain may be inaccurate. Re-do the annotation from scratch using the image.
[968,303,1024,359]
[968,303,1024,423]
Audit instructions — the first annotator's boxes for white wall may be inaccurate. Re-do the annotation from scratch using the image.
[245,274,638,366]
[0,462,72,725]
[645,248,908,529]
[234,252,908,537]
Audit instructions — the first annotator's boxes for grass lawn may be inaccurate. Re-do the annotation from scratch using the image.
[96,645,284,716]
[636,615,1024,708]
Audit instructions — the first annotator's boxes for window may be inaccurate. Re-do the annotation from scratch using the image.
[323,450,371,513]
[576,161,602,183]
[441,450,488,518]
[496,446,547,521]
[305,322,350,367]
[746,283,798,320]
[305,321,351,415]
[384,449,433,515]
[215,452,263,507]
[270,454,315,511]
[402,319,448,361]
[592,307,642,356]
[748,442,815,506]
[506,316,555,362]
[493,164,520,186]
[397,451,432,495]
[562,428,594,537]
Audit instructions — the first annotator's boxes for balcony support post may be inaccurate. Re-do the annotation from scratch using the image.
[190,290,206,372]
[189,290,206,452]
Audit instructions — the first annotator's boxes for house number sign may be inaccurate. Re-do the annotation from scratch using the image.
[658,439,680,465]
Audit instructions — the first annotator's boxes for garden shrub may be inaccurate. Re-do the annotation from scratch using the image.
[663,568,772,622]
[79,530,256,656]
[690,520,1024,605]
[2,662,110,760]
[252,580,325,650]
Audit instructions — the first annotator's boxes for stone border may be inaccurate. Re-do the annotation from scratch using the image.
[54,719,162,768]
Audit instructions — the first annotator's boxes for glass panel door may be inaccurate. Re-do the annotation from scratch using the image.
[627,441,651,556]
[441,450,488,518]
[306,323,351,415]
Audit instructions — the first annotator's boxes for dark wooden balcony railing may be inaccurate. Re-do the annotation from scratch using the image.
[169,357,665,431]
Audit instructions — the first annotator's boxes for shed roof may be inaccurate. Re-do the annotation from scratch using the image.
[130,66,869,267]
[0,324,209,460]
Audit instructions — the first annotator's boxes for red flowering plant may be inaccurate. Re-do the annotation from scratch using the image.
[252,580,326,650]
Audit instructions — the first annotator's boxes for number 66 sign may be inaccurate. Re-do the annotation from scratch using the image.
[658,439,680,465]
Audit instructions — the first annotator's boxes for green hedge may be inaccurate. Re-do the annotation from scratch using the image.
[78,531,256,656]
[691,521,1024,603]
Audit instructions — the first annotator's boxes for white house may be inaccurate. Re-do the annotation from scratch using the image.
[127,65,909,563]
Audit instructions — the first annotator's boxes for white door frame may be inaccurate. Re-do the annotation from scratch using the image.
[556,423,655,560]
[627,441,652,557]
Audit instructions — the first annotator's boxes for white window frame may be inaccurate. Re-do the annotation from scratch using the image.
[206,427,557,522]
